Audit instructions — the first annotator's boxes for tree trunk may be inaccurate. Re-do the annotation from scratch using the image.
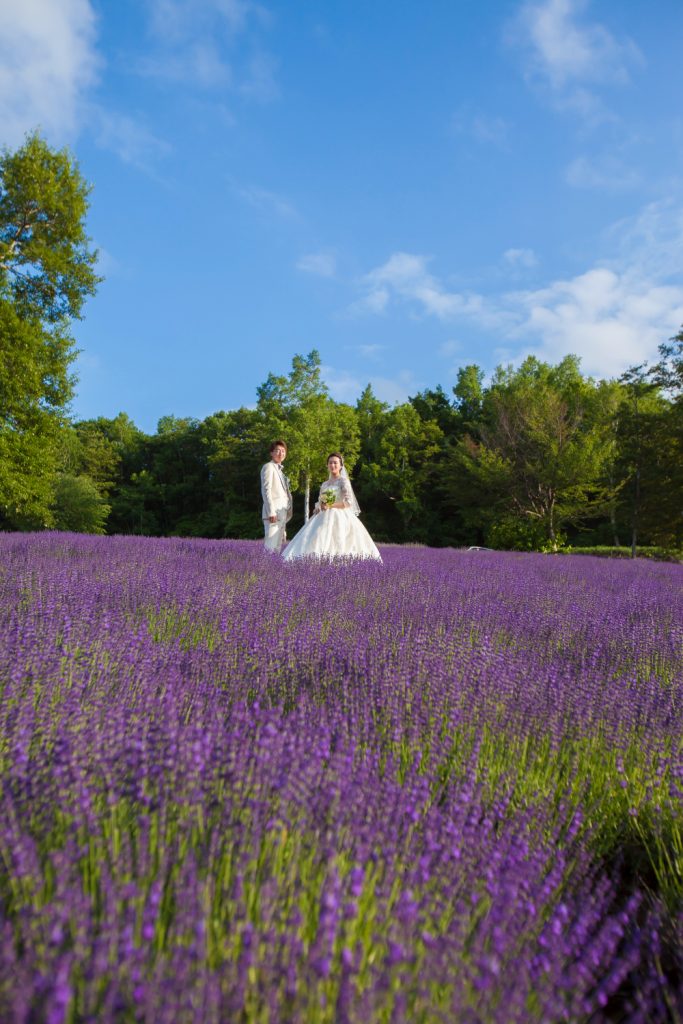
[609,467,620,546]
[631,465,639,558]
[611,507,620,547]
[631,392,641,559]
[304,471,310,523]
[548,497,557,551]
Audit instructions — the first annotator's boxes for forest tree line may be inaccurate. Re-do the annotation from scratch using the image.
[2,134,682,553]
[47,343,683,552]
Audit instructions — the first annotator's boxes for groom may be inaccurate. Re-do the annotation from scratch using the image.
[260,440,293,553]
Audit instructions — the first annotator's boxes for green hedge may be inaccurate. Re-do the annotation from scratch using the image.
[562,545,682,563]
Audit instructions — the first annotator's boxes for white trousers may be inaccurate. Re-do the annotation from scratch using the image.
[263,517,287,553]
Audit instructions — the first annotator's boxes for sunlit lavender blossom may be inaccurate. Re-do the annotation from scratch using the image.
[0,533,681,1022]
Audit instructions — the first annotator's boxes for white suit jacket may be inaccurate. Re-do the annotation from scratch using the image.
[260,461,293,522]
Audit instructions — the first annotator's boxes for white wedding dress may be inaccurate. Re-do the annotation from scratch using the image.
[282,476,382,562]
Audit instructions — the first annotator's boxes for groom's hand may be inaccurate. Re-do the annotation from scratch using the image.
[269,515,277,523]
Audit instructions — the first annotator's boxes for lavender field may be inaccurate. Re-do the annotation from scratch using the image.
[0,533,682,1023]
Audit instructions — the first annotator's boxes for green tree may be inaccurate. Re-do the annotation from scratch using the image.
[650,327,683,547]
[409,385,460,436]
[98,417,209,537]
[652,326,683,393]
[356,385,389,466]
[360,403,443,542]
[615,365,661,555]
[614,330,683,551]
[53,473,110,534]
[73,413,148,535]
[257,351,359,520]
[89,412,142,454]
[353,385,393,536]
[408,385,467,545]
[60,421,121,495]
[112,468,161,536]
[51,422,120,535]
[587,379,623,547]
[201,407,264,538]
[0,132,99,528]
[452,356,613,550]
[143,417,211,536]
[452,364,485,435]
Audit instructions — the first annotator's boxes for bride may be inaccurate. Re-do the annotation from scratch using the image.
[282,453,382,562]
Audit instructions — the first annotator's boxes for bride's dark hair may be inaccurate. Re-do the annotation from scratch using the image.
[327,452,344,465]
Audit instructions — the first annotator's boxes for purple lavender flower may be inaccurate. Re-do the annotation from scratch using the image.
[0,534,681,1021]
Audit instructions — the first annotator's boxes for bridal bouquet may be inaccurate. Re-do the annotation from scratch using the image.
[322,488,336,507]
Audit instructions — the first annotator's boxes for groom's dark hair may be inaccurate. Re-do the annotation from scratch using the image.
[270,440,288,452]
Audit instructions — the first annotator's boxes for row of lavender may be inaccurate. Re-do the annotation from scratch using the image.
[0,533,681,1022]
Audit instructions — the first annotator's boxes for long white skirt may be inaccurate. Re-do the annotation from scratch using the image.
[282,509,382,562]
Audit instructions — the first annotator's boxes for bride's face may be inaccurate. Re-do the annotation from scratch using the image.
[327,456,342,477]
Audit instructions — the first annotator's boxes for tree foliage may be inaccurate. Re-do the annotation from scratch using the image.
[53,474,110,535]
[47,337,680,552]
[359,403,443,541]
[257,351,359,520]
[0,132,99,322]
[0,133,99,528]
[451,356,616,549]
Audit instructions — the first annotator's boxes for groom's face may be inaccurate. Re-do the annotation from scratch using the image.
[272,445,286,464]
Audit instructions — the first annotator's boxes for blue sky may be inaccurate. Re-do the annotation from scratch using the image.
[2,0,682,432]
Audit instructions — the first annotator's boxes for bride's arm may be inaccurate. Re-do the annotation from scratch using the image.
[329,488,348,509]
[334,479,351,509]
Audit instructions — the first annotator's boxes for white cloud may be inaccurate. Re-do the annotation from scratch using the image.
[296,251,336,277]
[512,0,643,122]
[606,200,683,282]
[323,366,419,406]
[0,0,99,146]
[472,115,510,146]
[355,202,683,379]
[371,253,463,318]
[339,343,386,363]
[452,107,511,147]
[517,0,642,88]
[143,0,277,97]
[349,287,390,316]
[234,183,297,219]
[238,51,279,102]
[369,372,422,405]
[566,155,640,191]
[366,288,390,313]
[147,0,257,43]
[438,340,462,358]
[357,252,513,329]
[503,247,538,268]
[137,42,232,88]
[509,267,683,374]
[356,344,385,360]
[320,366,363,403]
[94,110,172,169]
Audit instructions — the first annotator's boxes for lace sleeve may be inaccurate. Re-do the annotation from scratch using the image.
[339,478,353,507]
[339,469,361,515]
